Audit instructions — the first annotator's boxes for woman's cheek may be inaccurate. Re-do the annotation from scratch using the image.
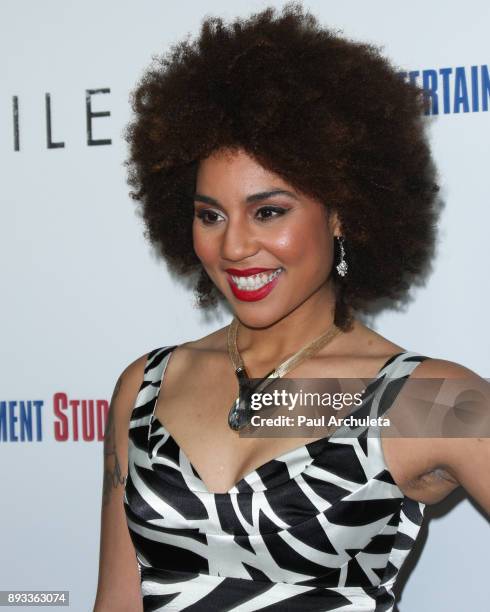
[269,229,298,259]
[192,224,206,260]
[275,234,309,264]
[193,228,218,269]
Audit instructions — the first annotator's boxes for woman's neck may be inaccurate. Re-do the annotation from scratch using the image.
[235,284,341,366]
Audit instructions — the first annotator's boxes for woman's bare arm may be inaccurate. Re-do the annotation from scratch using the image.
[411,358,490,515]
[93,354,149,612]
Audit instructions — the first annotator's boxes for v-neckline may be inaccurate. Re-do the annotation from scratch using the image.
[149,413,336,494]
[148,346,406,495]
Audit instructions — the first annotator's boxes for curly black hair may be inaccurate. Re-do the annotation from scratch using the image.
[125,2,440,331]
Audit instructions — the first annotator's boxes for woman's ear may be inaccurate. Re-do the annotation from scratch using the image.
[327,209,342,237]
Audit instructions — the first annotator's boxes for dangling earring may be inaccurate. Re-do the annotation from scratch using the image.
[335,235,348,277]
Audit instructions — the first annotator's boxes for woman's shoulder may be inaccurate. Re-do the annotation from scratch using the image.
[124,326,228,370]
[144,326,230,383]
[407,355,484,381]
[169,325,229,357]
[113,335,222,411]
[338,320,486,382]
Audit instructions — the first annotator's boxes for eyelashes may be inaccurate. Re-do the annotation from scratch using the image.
[194,209,221,225]
[195,205,288,226]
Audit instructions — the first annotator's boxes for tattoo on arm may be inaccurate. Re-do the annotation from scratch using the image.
[102,376,128,506]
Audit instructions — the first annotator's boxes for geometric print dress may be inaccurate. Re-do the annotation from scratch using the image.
[124,346,429,611]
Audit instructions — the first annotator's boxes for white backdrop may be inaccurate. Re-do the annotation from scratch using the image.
[1,1,489,610]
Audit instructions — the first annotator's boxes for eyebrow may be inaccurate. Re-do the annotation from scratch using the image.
[193,189,299,207]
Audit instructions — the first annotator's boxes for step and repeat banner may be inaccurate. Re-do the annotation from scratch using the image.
[1,1,489,610]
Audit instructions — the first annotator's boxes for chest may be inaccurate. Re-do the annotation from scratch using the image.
[152,364,444,500]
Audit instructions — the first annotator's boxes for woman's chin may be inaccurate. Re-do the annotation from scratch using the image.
[230,305,292,330]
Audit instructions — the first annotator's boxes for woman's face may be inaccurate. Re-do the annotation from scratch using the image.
[193,147,340,328]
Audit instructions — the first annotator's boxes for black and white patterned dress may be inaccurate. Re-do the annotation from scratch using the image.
[124,346,428,611]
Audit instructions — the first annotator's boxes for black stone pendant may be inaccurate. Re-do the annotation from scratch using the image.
[228,366,276,431]
[228,397,249,430]
[228,366,252,430]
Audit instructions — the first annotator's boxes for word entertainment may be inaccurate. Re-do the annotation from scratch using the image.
[250,415,391,427]
[399,64,490,114]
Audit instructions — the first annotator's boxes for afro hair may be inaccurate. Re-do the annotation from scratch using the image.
[125,2,440,330]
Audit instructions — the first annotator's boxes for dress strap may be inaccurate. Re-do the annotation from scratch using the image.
[374,351,430,419]
[380,350,429,378]
[128,346,174,425]
[330,351,429,442]
[143,347,178,447]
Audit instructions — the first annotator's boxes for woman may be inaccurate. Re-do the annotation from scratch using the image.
[94,4,489,611]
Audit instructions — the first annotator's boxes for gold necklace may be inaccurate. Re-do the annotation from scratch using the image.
[227,316,342,430]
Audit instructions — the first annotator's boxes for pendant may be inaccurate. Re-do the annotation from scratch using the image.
[228,366,252,430]
[228,396,249,431]
[228,366,277,431]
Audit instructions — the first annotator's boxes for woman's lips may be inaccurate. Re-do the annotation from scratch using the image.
[226,268,283,302]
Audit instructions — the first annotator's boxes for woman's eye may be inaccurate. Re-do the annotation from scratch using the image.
[255,206,287,221]
[195,206,287,225]
[195,210,222,225]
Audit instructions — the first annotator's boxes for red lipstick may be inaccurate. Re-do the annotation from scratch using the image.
[226,268,283,302]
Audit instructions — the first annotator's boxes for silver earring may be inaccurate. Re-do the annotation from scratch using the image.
[335,236,348,277]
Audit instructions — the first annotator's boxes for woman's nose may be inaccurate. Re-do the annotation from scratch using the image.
[220,217,259,262]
